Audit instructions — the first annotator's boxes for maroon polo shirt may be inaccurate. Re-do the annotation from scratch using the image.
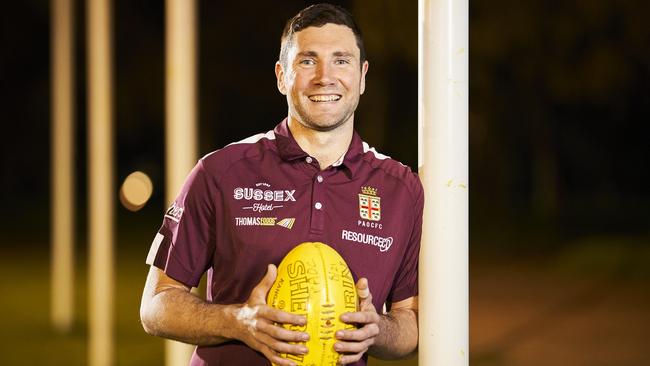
[146,119,424,366]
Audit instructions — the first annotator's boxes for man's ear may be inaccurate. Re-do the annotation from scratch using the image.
[275,61,287,95]
[360,60,369,95]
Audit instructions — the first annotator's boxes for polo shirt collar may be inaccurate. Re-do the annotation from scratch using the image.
[273,118,364,178]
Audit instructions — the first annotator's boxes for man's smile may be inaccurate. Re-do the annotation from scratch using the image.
[308,94,342,102]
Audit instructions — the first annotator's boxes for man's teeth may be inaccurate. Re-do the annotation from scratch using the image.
[309,95,341,102]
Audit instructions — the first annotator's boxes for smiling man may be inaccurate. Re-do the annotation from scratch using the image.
[140,4,423,366]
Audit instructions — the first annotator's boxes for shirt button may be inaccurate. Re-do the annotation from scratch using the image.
[314,202,322,210]
[316,175,323,183]
[306,157,313,164]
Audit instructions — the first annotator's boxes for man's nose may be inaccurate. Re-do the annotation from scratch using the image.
[314,63,335,85]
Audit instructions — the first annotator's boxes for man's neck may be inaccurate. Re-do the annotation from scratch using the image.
[287,117,354,170]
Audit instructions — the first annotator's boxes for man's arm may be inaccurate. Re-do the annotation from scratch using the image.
[334,279,418,364]
[140,264,310,366]
[369,297,418,359]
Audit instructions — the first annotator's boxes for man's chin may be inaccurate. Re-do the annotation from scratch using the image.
[290,106,353,132]
[304,118,348,132]
[302,111,354,132]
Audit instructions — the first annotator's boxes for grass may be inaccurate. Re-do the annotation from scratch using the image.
[0,240,164,365]
[0,238,415,365]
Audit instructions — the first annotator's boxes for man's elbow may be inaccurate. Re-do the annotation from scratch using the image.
[380,339,418,360]
[378,308,419,359]
[403,336,419,358]
[140,295,162,336]
[140,313,155,336]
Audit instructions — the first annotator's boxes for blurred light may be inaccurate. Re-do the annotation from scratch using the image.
[119,171,153,211]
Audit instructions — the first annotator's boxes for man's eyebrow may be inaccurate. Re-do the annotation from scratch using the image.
[296,51,355,58]
[297,51,318,57]
[333,51,354,58]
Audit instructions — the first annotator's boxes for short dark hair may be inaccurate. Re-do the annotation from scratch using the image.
[279,3,366,66]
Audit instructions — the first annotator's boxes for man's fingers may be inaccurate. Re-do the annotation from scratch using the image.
[259,305,307,326]
[329,278,380,364]
[256,320,309,343]
[242,326,306,366]
[356,277,370,299]
[250,264,277,302]
[337,351,366,365]
[256,330,308,356]
[355,277,375,312]
[267,352,297,366]
[259,344,299,366]
[335,323,380,342]
[334,338,374,363]
[359,293,374,312]
[340,310,380,325]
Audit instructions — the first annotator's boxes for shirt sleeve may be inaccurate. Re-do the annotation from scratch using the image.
[145,159,219,288]
[387,178,424,304]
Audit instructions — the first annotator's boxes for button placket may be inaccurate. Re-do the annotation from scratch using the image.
[309,171,326,234]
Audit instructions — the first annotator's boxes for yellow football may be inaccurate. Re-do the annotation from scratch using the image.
[267,242,358,365]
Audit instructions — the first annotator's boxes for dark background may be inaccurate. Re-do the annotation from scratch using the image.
[1,0,648,365]
[2,0,647,247]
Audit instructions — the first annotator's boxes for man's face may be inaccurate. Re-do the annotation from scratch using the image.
[276,23,369,132]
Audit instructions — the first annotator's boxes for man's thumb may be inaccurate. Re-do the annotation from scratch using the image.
[251,264,277,301]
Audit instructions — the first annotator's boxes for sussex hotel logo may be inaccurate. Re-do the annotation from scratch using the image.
[233,182,296,213]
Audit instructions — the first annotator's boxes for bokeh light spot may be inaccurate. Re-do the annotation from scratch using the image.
[119,171,153,211]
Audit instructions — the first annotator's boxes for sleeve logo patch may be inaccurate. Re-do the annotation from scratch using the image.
[164,202,184,222]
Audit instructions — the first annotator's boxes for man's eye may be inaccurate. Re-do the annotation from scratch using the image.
[335,59,350,65]
[300,59,315,65]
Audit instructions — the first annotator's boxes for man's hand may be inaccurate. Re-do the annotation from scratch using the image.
[334,278,381,365]
[234,264,311,366]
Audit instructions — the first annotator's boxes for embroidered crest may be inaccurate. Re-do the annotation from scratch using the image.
[358,186,381,221]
